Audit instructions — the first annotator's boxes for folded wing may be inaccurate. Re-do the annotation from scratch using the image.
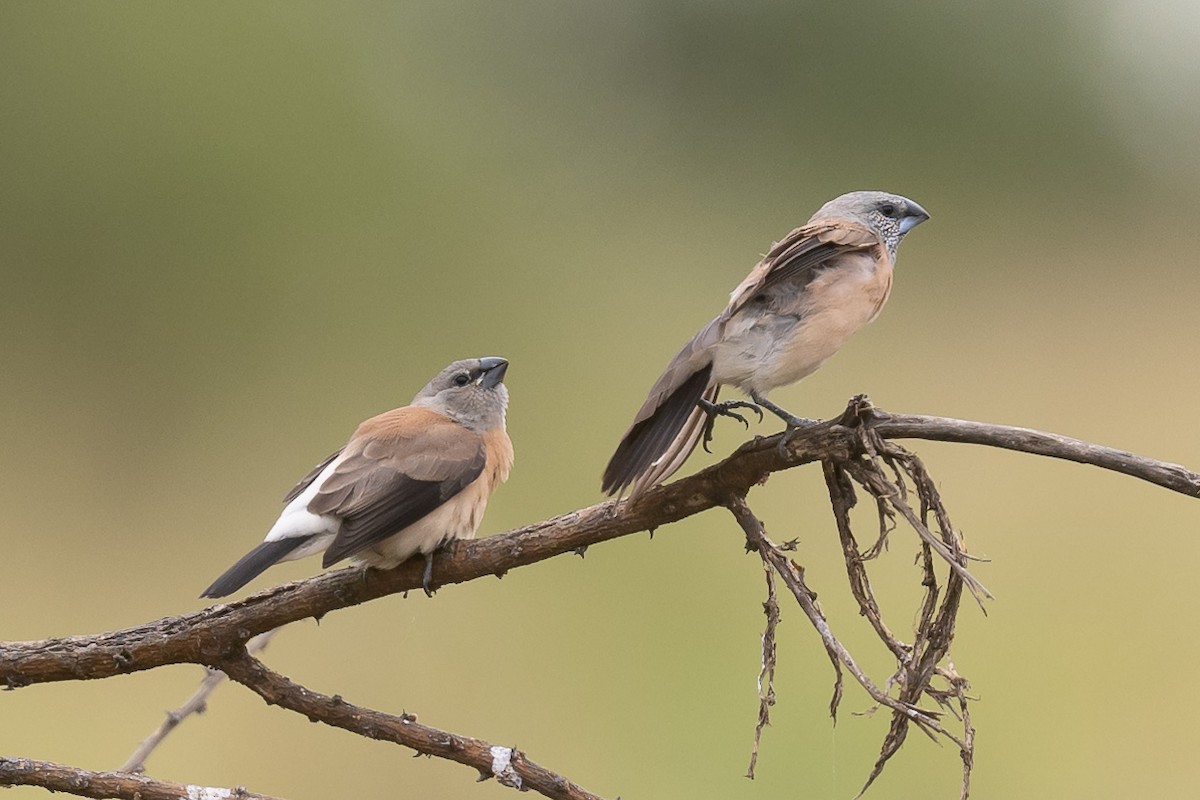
[315,408,486,566]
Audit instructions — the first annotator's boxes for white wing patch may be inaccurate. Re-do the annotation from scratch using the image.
[262,455,345,554]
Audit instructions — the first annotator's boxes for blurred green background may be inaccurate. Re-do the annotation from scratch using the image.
[3,2,1199,798]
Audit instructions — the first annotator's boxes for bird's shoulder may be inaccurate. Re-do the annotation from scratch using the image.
[331,406,484,485]
[724,218,883,315]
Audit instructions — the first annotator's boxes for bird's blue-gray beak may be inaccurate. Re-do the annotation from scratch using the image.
[898,201,930,235]
[478,357,509,389]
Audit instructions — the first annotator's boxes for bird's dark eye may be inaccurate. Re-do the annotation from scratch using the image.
[453,373,471,386]
[879,203,898,217]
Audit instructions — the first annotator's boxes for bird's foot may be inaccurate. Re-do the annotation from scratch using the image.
[699,398,765,452]
[749,393,820,457]
[422,551,437,597]
[776,421,819,457]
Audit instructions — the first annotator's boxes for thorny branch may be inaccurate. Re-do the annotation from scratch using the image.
[0,756,285,800]
[4,399,1196,689]
[3,397,1198,800]
[212,649,600,800]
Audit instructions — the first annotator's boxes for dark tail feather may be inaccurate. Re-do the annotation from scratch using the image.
[602,365,715,497]
[200,538,309,598]
[628,383,716,497]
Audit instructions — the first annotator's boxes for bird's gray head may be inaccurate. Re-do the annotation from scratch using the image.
[413,356,510,431]
[809,191,930,259]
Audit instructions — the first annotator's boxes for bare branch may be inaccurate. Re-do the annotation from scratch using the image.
[4,399,1194,690]
[0,475,734,688]
[874,410,1200,497]
[0,755,284,800]
[214,648,604,800]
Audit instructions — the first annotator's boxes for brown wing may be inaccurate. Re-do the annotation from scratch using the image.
[311,408,486,566]
[724,220,882,315]
[602,220,883,497]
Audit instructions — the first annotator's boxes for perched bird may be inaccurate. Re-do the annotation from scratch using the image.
[602,191,929,498]
[201,357,513,598]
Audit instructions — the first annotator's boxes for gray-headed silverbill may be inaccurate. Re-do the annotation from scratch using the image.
[201,357,513,598]
[602,191,928,498]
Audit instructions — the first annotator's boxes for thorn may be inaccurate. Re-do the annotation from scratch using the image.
[648,527,656,540]
[781,538,799,551]
[573,545,588,558]
[494,569,508,580]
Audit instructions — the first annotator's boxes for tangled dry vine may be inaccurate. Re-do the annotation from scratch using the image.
[3,396,1198,800]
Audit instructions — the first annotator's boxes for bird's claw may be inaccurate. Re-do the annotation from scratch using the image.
[744,392,820,457]
[699,399,765,452]
[700,398,762,427]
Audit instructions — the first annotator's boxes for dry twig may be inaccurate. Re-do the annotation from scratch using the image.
[826,418,975,796]
[729,499,949,734]
[745,555,779,779]
[121,629,279,773]
[724,400,989,795]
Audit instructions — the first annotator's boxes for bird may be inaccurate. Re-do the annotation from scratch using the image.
[201,356,513,598]
[601,191,929,498]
